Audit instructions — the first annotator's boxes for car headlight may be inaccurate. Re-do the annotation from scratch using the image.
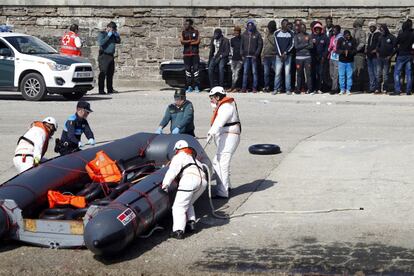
[47,62,70,71]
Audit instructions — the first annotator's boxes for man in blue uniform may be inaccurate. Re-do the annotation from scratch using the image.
[56,101,95,155]
[156,89,195,136]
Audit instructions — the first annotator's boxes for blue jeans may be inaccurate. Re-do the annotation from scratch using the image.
[208,58,227,88]
[338,62,353,91]
[367,57,379,91]
[263,56,276,89]
[275,55,292,92]
[394,55,413,93]
[377,57,390,91]
[242,57,258,90]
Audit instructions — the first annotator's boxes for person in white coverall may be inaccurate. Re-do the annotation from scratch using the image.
[13,117,58,173]
[207,86,241,199]
[162,140,207,239]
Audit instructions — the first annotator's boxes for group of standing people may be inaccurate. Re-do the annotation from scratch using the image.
[184,17,414,95]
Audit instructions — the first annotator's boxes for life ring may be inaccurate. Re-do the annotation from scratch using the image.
[90,199,112,206]
[248,144,281,155]
[66,208,88,220]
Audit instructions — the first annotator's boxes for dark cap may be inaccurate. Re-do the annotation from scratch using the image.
[174,89,186,100]
[77,101,93,112]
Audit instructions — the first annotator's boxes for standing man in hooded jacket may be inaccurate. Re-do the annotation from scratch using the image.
[240,20,263,93]
[181,18,201,93]
[311,22,329,93]
[352,19,366,92]
[376,24,396,93]
[366,22,381,93]
[262,20,277,93]
[208,28,230,89]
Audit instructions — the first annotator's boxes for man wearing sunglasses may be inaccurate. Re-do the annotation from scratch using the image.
[56,101,95,156]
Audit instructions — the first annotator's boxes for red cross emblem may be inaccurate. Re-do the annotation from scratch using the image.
[62,35,70,45]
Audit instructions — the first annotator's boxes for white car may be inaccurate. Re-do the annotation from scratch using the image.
[0,32,94,101]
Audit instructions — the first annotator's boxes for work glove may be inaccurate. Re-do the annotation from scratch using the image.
[88,138,95,146]
[155,127,163,134]
[107,31,113,37]
[172,127,180,134]
[114,32,120,37]
[34,156,41,166]
[78,141,84,148]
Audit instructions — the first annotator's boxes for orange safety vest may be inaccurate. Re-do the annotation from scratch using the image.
[210,97,235,126]
[47,190,86,209]
[18,121,51,157]
[85,150,122,183]
[60,31,81,56]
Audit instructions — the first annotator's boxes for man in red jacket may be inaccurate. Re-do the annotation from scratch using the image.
[60,24,82,56]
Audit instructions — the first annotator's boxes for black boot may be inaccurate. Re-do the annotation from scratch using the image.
[170,230,184,239]
[186,220,196,232]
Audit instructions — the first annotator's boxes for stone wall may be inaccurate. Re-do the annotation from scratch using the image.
[0,6,413,86]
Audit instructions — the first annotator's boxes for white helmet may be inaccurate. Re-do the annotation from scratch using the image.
[42,117,58,130]
[209,86,226,97]
[174,140,189,150]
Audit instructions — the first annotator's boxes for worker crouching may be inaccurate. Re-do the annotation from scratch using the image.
[161,140,207,239]
[13,117,58,173]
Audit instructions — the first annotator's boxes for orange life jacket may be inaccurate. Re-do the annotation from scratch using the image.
[85,150,122,183]
[176,148,194,156]
[18,121,51,157]
[47,190,86,209]
[60,31,81,56]
[210,97,235,126]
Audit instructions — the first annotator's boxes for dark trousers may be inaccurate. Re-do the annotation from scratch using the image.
[184,55,200,88]
[98,53,115,93]
[313,57,325,91]
[377,57,391,91]
[296,58,312,92]
[208,58,227,88]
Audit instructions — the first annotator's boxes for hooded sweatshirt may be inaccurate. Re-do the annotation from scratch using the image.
[240,20,263,57]
[352,19,366,54]
[311,23,329,59]
[366,29,381,59]
[396,21,414,57]
[376,24,396,58]
[336,32,357,63]
[209,30,230,61]
[262,21,277,57]
[328,32,343,61]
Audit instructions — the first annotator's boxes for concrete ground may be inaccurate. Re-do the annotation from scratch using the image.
[1,89,414,275]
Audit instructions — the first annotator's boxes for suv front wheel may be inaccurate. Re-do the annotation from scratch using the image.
[20,73,47,101]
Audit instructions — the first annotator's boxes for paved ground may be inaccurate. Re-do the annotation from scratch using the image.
[1,89,414,275]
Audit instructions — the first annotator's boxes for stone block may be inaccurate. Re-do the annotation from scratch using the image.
[131,26,150,37]
[147,47,165,60]
[206,9,231,18]
[2,7,27,16]
[220,18,235,27]
[91,8,114,17]
[27,7,57,17]
[113,8,135,17]
[203,18,220,27]
[149,27,177,38]
[158,37,179,48]
[124,17,159,27]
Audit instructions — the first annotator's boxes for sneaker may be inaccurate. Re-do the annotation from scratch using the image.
[317,90,323,94]
[263,87,270,93]
[241,89,247,93]
[389,92,400,96]
[383,90,387,94]
[98,91,106,95]
[286,91,292,95]
[339,90,345,95]
[186,86,193,93]
[170,230,184,239]
[271,91,278,95]
[374,89,379,94]
[407,92,412,96]
[252,89,258,93]
[186,220,196,232]
[346,91,351,95]
[194,86,200,93]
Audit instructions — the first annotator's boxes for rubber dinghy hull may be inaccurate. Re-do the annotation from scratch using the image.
[0,133,212,255]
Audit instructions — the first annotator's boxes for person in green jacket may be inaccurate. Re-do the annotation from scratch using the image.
[156,89,195,136]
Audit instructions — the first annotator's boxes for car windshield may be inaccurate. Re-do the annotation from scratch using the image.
[4,36,57,55]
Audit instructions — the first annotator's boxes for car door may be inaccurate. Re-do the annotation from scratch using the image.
[0,39,15,88]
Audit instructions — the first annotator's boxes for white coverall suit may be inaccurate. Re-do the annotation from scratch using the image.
[162,151,207,232]
[208,99,241,198]
[13,124,48,173]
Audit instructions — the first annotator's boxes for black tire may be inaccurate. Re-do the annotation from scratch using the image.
[248,144,281,155]
[39,208,69,220]
[62,91,86,101]
[20,73,47,101]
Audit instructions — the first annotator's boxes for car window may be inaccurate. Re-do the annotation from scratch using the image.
[4,36,57,55]
[0,39,13,56]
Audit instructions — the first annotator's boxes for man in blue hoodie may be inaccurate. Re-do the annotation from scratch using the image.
[274,19,295,94]
[240,20,263,93]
